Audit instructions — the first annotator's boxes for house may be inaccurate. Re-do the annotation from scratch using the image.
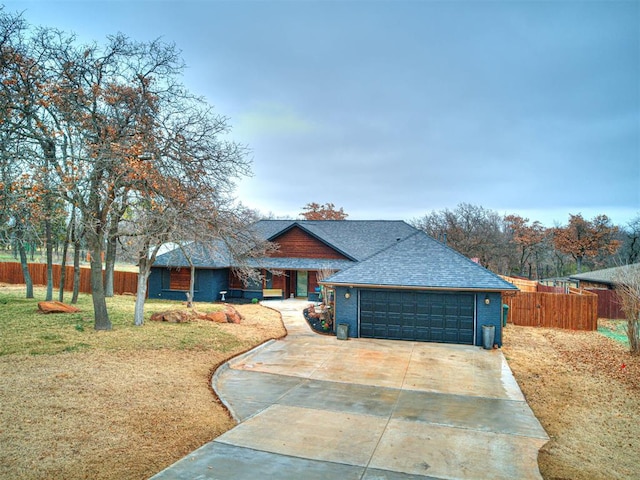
[569,264,640,289]
[149,220,416,302]
[149,220,517,346]
[321,230,517,346]
[570,264,640,319]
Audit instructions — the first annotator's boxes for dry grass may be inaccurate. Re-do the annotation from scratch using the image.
[503,325,640,480]
[0,285,286,480]
[4,281,639,479]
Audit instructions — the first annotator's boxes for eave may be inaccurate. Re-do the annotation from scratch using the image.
[319,281,519,292]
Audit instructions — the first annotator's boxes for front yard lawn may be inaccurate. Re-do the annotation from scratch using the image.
[503,324,639,480]
[0,284,286,480]
[3,281,638,480]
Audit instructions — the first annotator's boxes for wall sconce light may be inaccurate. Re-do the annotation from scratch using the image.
[484,294,490,305]
[344,288,351,299]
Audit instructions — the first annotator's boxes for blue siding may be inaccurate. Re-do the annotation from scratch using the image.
[475,292,502,347]
[148,267,230,302]
[243,290,263,301]
[333,286,359,338]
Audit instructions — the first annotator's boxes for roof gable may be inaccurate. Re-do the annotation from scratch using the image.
[322,231,518,291]
[251,220,418,261]
[269,225,352,260]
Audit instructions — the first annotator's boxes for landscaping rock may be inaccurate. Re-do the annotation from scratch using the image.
[149,307,242,324]
[224,305,243,324]
[37,301,80,314]
[149,310,192,323]
[204,311,229,323]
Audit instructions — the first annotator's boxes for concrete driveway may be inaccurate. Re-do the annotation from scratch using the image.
[152,299,548,480]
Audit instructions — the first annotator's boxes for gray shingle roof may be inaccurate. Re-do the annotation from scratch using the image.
[249,220,298,241]
[154,220,418,269]
[321,231,518,291]
[251,220,418,261]
[153,221,517,292]
[247,258,354,271]
[153,241,233,268]
[570,264,640,286]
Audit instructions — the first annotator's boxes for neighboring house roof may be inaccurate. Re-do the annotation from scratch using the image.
[321,231,518,291]
[251,220,418,261]
[570,264,640,286]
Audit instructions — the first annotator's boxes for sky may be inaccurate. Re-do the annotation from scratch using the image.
[5,0,640,227]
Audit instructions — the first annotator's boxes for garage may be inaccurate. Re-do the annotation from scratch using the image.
[359,290,475,344]
[320,231,518,346]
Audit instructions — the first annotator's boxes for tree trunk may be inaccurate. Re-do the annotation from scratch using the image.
[104,224,117,297]
[105,198,127,298]
[576,256,583,274]
[71,239,81,304]
[187,264,195,308]
[133,257,151,326]
[58,237,69,302]
[87,232,111,330]
[629,312,640,356]
[58,211,74,302]
[45,218,54,301]
[17,239,33,299]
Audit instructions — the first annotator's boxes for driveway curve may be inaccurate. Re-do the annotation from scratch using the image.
[152,299,548,480]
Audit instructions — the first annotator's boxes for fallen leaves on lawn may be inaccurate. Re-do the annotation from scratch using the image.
[503,325,640,480]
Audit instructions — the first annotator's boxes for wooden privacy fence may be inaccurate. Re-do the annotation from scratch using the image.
[585,288,625,319]
[499,275,538,292]
[500,275,598,331]
[0,262,139,295]
[503,289,598,331]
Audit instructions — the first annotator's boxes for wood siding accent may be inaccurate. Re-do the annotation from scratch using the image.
[270,227,349,259]
[271,273,287,290]
[308,271,319,293]
[229,269,288,293]
[0,262,139,295]
[169,269,191,291]
[228,271,244,290]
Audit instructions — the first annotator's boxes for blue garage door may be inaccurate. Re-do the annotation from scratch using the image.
[359,290,475,344]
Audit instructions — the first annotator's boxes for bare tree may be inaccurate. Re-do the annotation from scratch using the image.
[316,267,336,302]
[121,189,270,326]
[619,215,640,265]
[119,200,182,326]
[614,264,640,355]
[0,11,254,329]
[412,203,508,273]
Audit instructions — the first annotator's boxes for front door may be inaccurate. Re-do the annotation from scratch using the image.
[296,271,308,298]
